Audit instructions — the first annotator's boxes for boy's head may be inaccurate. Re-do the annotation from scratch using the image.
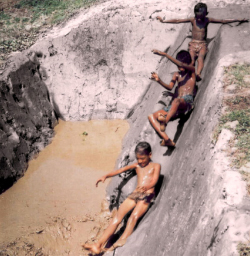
[194,3,208,19]
[135,142,152,167]
[176,50,192,71]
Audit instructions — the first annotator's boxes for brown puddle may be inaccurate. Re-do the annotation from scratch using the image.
[0,119,129,255]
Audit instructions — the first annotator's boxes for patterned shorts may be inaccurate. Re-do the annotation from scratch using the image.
[128,191,155,204]
[188,40,208,57]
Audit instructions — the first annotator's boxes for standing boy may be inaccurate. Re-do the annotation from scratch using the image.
[82,142,160,254]
[148,49,195,147]
[156,2,248,81]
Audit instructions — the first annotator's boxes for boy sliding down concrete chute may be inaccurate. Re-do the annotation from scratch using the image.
[82,142,161,254]
[156,2,248,81]
[148,49,196,148]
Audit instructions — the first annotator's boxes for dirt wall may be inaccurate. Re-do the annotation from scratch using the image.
[0,0,193,191]
[1,0,194,121]
[0,55,57,192]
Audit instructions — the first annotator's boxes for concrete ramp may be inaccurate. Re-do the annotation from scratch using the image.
[107,5,250,256]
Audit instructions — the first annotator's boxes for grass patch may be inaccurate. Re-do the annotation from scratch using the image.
[225,96,250,111]
[221,110,250,131]
[238,242,250,256]
[240,170,250,195]
[224,64,250,88]
[220,109,250,167]
[0,0,101,68]
[0,12,11,21]
[213,64,250,168]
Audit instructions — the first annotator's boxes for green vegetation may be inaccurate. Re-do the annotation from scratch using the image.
[238,242,250,256]
[0,12,11,21]
[224,63,250,89]
[0,0,100,68]
[81,131,88,141]
[213,64,250,168]
[223,64,250,256]
[240,170,250,195]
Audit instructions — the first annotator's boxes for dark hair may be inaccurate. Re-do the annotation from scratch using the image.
[135,142,152,155]
[194,3,208,14]
[176,50,192,65]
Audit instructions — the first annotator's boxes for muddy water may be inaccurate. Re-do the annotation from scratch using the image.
[0,119,129,255]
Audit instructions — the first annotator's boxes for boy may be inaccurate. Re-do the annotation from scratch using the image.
[156,2,248,81]
[82,142,161,254]
[148,49,195,147]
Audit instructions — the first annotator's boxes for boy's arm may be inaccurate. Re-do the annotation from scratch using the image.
[96,163,137,187]
[152,49,195,73]
[157,16,192,23]
[150,72,177,90]
[138,164,161,192]
[208,17,249,24]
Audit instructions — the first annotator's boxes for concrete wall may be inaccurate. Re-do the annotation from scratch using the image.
[106,5,250,256]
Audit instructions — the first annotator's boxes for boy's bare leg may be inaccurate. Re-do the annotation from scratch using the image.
[157,98,181,130]
[189,50,196,67]
[196,48,206,81]
[157,113,167,132]
[83,198,136,254]
[148,110,175,147]
[107,200,150,251]
[149,98,189,147]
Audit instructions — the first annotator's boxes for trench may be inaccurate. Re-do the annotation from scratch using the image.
[106,5,250,256]
[0,2,250,256]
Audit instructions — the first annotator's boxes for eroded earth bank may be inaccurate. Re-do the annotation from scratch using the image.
[1,0,250,255]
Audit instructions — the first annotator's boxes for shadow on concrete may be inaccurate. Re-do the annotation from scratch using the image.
[109,169,136,211]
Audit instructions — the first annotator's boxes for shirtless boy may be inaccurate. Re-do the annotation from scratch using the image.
[156,2,248,81]
[82,142,160,254]
[148,49,195,147]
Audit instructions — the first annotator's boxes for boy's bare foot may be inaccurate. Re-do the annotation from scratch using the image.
[105,239,127,251]
[196,74,202,81]
[157,113,166,132]
[160,139,175,147]
[82,243,102,254]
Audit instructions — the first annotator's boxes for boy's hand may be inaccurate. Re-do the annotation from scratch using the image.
[152,49,164,56]
[150,72,160,82]
[96,176,106,187]
[152,49,160,55]
[156,16,163,22]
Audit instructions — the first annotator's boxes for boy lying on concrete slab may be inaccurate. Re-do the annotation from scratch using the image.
[82,142,161,254]
[156,2,248,81]
[148,49,195,147]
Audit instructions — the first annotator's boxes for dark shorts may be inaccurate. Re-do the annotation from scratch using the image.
[163,94,194,115]
[128,191,155,204]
